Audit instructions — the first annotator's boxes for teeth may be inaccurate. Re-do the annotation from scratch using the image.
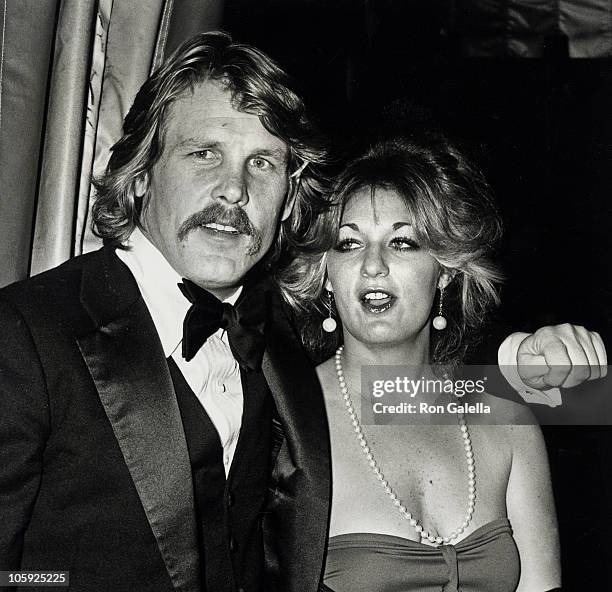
[364,292,390,301]
[203,222,239,233]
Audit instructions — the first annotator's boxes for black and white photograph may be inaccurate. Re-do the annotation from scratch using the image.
[0,1,611,591]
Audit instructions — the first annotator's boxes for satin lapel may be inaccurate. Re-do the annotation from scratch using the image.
[261,290,331,592]
[76,249,200,592]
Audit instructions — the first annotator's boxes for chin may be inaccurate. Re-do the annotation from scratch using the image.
[350,327,397,345]
[182,260,241,289]
[367,334,408,346]
[358,323,422,346]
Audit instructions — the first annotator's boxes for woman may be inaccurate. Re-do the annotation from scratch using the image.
[279,133,560,591]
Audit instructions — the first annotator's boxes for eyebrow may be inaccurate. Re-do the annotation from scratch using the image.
[253,147,288,162]
[176,137,218,150]
[339,222,360,231]
[339,222,413,231]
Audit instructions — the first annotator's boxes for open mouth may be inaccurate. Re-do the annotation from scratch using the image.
[360,290,396,314]
[201,222,240,235]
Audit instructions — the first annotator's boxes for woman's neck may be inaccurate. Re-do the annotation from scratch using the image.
[339,332,430,381]
[325,331,452,410]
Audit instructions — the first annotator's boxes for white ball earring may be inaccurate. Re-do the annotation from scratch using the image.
[322,290,337,333]
[433,286,447,330]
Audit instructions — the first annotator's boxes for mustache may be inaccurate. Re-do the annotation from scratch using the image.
[177,203,263,255]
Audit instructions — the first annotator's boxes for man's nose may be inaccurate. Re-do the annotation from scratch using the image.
[211,163,248,205]
[361,245,389,278]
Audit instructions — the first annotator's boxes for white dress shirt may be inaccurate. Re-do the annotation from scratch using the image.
[117,228,244,474]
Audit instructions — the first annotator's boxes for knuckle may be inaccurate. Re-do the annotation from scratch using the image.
[535,325,554,337]
[575,366,590,381]
[573,326,589,338]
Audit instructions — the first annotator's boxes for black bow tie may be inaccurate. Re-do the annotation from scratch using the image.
[178,279,266,371]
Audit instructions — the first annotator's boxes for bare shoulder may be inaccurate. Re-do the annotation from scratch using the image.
[464,390,543,450]
[466,389,536,423]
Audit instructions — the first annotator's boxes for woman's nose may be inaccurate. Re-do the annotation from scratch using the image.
[361,246,389,278]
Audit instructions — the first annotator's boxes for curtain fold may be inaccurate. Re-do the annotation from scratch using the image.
[31,0,96,274]
[30,0,98,275]
[0,0,58,287]
[74,0,114,257]
[163,0,224,61]
[80,0,166,254]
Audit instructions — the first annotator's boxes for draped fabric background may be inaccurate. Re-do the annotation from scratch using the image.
[457,0,612,56]
[0,0,223,287]
[0,0,58,287]
[0,0,609,288]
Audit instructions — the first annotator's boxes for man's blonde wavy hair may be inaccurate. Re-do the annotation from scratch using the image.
[93,31,329,263]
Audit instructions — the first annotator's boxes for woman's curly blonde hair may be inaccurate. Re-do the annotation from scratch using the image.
[277,132,504,366]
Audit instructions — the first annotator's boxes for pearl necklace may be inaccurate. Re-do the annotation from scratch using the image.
[334,346,476,546]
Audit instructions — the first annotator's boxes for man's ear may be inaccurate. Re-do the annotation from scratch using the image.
[438,271,453,291]
[134,172,149,198]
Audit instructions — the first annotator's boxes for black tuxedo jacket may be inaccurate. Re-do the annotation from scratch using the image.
[0,247,331,592]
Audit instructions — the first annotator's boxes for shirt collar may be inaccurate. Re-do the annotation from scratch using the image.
[116,228,242,358]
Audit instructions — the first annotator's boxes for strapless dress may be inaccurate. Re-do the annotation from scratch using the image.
[323,518,520,592]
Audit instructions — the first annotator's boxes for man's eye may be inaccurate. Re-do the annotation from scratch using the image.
[249,157,273,170]
[192,150,217,160]
[334,238,361,252]
[390,237,420,251]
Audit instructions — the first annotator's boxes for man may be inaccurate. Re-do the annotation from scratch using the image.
[0,32,330,592]
[0,32,605,592]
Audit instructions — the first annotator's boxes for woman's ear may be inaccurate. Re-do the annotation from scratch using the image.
[325,278,333,292]
[134,172,149,198]
[437,271,453,291]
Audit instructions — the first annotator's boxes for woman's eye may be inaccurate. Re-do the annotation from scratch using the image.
[249,157,273,170]
[334,238,361,252]
[390,237,419,251]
